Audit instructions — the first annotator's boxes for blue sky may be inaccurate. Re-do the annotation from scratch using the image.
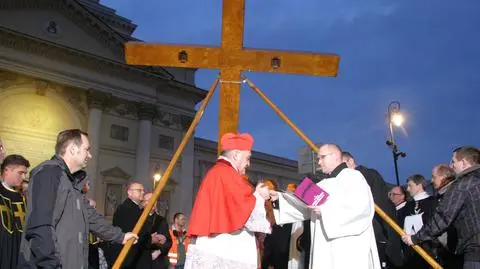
[101,0,480,184]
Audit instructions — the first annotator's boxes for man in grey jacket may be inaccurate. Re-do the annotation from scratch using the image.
[19,129,137,269]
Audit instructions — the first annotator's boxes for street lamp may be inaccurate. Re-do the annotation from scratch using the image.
[386,101,407,186]
[153,172,161,189]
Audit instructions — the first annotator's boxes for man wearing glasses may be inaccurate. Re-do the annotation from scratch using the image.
[106,182,154,268]
[402,146,480,269]
[270,144,380,269]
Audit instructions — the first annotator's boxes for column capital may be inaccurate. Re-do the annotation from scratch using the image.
[137,102,156,121]
[181,115,194,131]
[87,90,111,110]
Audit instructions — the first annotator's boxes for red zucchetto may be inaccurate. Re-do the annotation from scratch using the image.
[220,132,254,151]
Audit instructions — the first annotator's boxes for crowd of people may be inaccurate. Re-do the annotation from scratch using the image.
[1,129,479,269]
[0,130,190,269]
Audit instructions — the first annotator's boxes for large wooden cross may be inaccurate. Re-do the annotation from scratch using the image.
[125,0,340,149]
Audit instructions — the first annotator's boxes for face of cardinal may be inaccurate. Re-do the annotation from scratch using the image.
[232,150,251,175]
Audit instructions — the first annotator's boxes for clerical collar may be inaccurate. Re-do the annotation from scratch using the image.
[396,201,406,210]
[218,156,238,172]
[1,180,18,192]
[329,162,348,177]
[129,198,142,208]
[413,191,429,201]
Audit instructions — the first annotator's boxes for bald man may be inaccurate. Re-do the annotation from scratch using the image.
[271,144,380,269]
[105,182,153,269]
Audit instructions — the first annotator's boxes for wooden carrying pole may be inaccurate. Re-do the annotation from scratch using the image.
[112,78,219,269]
[245,79,443,269]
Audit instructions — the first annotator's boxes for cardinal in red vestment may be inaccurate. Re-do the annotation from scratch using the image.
[184,132,272,269]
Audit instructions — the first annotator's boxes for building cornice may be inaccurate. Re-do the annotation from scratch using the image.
[0,26,171,83]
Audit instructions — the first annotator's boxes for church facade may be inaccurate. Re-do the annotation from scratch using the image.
[0,0,301,221]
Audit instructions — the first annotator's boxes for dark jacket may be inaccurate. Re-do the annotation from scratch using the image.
[150,213,172,269]
[356,165,404,267]
[412,165,480,261]
[105,198,153,269]
[19,156,124,269]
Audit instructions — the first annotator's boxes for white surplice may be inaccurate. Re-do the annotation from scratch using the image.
[288,221,305,269]
[184,192,271,269]
[274,168,380,269]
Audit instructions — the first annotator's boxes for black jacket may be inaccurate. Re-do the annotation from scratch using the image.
[356,165,404,267]
[19,156,124,269]
[106,198,153,269]
[150,213,172,269]
[412,165,480,261]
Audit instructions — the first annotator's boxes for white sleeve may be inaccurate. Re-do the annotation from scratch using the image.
[273,193,310,225]
[319,170,374,239]
[244,192,272,234]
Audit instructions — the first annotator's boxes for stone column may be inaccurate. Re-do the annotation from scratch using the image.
[135,103,155,188]
[178,116,195,216]
[86,90,109,200]
[178,136,195,217]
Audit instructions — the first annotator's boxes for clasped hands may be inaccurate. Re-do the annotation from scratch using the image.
[151,232,167,245]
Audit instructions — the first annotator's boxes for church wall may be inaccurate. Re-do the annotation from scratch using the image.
[0,43,158,103]
[0,9,119,61]
[0,71,87,168]
[99,114,139,152]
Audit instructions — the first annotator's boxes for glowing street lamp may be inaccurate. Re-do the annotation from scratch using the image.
[153,172,161,188]
[386,101,407,186]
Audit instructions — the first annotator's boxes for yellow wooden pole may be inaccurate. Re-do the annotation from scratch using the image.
[245,78,443,269]
[112,78,219,269]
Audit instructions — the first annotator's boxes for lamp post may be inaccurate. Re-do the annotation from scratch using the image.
[386,101,407,186]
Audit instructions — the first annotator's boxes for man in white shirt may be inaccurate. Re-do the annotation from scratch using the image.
[270,144,380,269]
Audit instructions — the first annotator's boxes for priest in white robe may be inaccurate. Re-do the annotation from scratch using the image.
[270,144,380,269]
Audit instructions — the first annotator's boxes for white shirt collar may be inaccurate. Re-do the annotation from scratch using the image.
[413,191,429,201]
[218,156,238,172]
[396,201,406,210]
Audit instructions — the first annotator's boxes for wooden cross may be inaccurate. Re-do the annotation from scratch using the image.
[125,0,340,150]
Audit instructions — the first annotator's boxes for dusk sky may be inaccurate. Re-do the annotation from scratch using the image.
[102,0,479,184]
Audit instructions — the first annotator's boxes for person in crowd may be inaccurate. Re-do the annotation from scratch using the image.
[403,146,480,269]
[18,129,137,269]
[270,144,380,269]
[0,154,30,269]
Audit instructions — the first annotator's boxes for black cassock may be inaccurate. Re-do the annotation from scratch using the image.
[356,165,404,268]
[149,213,172,269]
[0,183,26,269]
[105,198,153,269]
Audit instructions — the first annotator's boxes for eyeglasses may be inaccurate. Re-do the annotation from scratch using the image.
[318,152,333,160]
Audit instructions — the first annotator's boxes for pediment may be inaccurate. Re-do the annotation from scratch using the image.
[101,166,131,180]
[0,2,125,61]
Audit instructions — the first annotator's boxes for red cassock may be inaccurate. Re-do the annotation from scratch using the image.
[187,159,256,237]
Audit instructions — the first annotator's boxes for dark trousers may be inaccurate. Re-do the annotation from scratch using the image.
[464,261,480,269]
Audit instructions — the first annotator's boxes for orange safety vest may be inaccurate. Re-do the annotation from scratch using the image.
[168,228,190,265]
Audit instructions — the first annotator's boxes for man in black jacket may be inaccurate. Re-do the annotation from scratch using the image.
[18,129,137,269]
[106,182,154,269]
[342,152,403,268]
[143,192,172,269]
[403,146,480,269]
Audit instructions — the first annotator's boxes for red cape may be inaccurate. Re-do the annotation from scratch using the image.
[187,159,256,237]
